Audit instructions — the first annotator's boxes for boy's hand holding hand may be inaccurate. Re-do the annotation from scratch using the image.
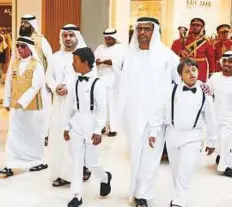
[149,136,156,148]
[64,130,70,141]
[92,134,102,145]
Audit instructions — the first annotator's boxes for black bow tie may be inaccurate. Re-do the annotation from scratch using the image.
[183,86,197,94]
[78,76,89,82]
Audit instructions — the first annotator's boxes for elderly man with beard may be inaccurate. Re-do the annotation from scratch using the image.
[0,36,46,177]
[118,17,180,207]
[19,14,53,146]
[47,24,92,187]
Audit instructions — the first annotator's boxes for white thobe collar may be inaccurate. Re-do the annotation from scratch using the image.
[20,56,32,63]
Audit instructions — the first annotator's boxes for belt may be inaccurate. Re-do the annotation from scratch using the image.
[194,57,207,62]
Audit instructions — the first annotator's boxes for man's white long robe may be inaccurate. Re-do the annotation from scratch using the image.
[3,56,45,168]
[119,49,180,201]
[95,44,125,132]
[209,72,232,171]
[46,51,75,181]
[38,36,53,139]
[11,36,53,139]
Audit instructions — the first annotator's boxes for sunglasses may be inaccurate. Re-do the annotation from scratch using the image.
[16,43,27,49]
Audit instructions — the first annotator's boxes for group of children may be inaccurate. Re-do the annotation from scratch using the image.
[47,46,231,207]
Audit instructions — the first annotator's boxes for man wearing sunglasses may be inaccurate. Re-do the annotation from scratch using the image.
[177,18,215,82]
[19,14,53,147]
[214,24,232,72]
[0,36,47,177]
[118,17,180,207]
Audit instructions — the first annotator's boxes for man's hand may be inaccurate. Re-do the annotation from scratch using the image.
[205,147,215,156]
[96,59,103,66]
[15,103,22,109]
[64,130,70,141]
[149,136,156,148]
[200,82,212,95]
[56,84,68,96]
[5,107,10,112]
[180,50,189,58]
[91,134,102,145]
[103,59,112,66]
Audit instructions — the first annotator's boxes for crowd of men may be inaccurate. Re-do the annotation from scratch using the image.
[0,14,232,207]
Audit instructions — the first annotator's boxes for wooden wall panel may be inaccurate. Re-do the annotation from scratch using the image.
[42,0,81,52]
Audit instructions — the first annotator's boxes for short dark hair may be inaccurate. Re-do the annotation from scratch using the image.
[177,58,198,75]
[72,47,95,69]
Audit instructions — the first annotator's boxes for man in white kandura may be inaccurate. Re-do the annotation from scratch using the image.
[19,14,53,146]
[0,36,47,177]
[95,28,125,137]
[210,51,232,177]
[46,24,91,187]
[118,17,180,207]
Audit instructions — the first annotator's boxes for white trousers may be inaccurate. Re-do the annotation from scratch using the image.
[68,129,108,199]
[166,140,202,207]
[107,88,118,132]
[217,126,232,172]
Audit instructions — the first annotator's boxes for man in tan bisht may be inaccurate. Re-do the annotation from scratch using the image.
[18,14,53,146]
[0,36,47,177]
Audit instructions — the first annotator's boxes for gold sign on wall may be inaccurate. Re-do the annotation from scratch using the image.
[187,0,212,7]
[130,1,162,26]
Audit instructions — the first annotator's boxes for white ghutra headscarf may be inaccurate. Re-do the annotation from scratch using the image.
[123,17,180,94]
[16,36,40,61]
[59,24,87,51]
[21,14,40,34]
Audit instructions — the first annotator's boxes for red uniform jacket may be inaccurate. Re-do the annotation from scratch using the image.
[214,39,232,72]
[171,38,185,55]
[177,35,215,82]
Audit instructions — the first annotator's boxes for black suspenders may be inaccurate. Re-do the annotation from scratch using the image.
[90,78,99,111]
[171,85,206,129]
[171,84,178,126]
[75,78,99,112]
[193,90,205,128]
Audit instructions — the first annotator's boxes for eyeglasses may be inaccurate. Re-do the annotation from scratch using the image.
[136,27,153,33]
[16,43,27,49]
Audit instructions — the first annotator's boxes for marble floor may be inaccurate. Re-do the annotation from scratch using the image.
[0,88,232,207]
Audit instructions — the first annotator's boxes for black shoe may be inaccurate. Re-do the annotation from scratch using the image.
[224,168,232,177]
[68,198,82,207]
[107,131,117,137]
[29,164,48,172]
[100,172,112,196]
[0,168,14,177]
[134,198,148,207]
[83,166,91,181]
[170,200,183,207]
[101,127,106,134]
[44,137,48,146]
[216,155,220,165]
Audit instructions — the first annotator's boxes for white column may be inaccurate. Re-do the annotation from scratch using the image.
[115,0,130,45]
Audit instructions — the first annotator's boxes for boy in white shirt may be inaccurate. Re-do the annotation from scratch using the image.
[64,47,112,207]
[210,51,232,177]
[149,58,217,207]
